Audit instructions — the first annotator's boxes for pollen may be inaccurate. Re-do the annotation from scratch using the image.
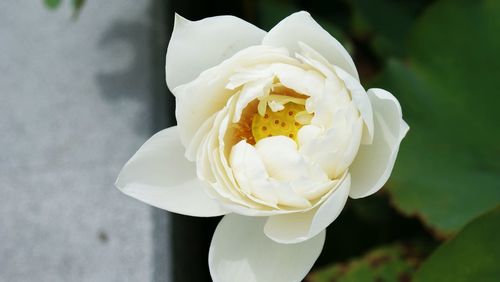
[231,100,259,145]
[252,102,305,143]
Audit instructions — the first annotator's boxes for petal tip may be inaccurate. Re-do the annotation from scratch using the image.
[295,10,311,17]
[114,177,121,190]
[173,13,189,27]
[401,120,410,136]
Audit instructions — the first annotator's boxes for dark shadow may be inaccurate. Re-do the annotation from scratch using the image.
[97,21,151,101]
[95,2,174,136]
[95,1,173,282]
[95,18,154,136]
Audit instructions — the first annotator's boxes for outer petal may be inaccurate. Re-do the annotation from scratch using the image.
[209,214,325,282]
[348,88,409,199]
[166,14,265,90]
[264,174,351,244]
[263,11,359,80]
[115,126,228,217]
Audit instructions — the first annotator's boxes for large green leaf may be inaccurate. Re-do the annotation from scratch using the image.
[414,207,500,282]
[308,241,431,282]
[379,0,500,236]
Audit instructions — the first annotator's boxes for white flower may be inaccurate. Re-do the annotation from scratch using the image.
[116,11,408,282]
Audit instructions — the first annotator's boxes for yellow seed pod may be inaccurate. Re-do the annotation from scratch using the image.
[252,103,305,143]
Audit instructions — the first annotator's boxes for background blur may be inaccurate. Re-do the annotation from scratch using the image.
[1,0,499,282]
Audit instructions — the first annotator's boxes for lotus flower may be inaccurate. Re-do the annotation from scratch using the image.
[116,11,408,282]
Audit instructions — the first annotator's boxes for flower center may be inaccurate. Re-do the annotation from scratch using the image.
[231,87,313,145]
[252,103,305,143]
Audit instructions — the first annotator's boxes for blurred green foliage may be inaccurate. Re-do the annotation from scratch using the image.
[72,0,85,13]
[380,0,500,238]
[309,241,431,282]
[43,0,85,17]
[414,207,500,282]
[350,0,427,58]
[44,0,62,9]
[310,207,500,282]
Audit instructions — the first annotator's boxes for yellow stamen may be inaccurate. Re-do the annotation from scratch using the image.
[252,102,305,143]
[231,88,312,145]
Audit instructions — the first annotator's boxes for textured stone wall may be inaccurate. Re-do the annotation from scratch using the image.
[0,1,170,281]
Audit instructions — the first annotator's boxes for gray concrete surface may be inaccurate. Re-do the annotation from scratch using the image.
[0,1,170,281]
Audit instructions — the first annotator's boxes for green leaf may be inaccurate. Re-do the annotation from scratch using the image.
[308,242,431,282]
[379,0,500,236]
[44,0,62,9]
[350,0,428,58]
[72,0,85,18]
[414,207,500,282]
[72,0,85,11]
[257,0,299,31]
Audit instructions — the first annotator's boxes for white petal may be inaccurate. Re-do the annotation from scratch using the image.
[271,182,312,209]
[230,140,312,209]
[255,136,303,181]
[301,117,363,179]
[255,136,328,184]
[115,126,228,217]
[333,66,374,144]
[297,125,322,147]
[227,64,275,90]
[263,11,359,80]
[264,173,350,244]
[230,140,280,207]
[300,85,364,179]
[185,113,216,161]
[209,214,325,282]
[269,63,325,97]
[233,77,273,123]
[166,14,265,90]
[349,88,409,199]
